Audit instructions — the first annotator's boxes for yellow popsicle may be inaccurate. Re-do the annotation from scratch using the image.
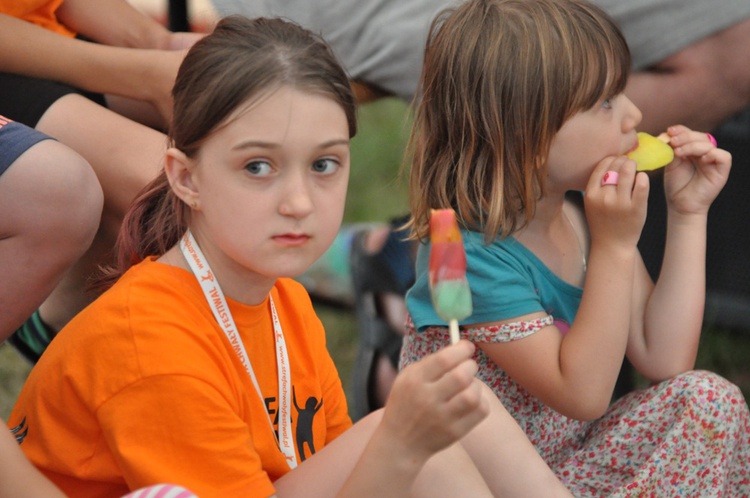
[627,132,674,172]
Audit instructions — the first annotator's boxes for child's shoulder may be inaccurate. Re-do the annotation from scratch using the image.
[111,257,201,301]
[274,276,310,295]
[272,278,318,314]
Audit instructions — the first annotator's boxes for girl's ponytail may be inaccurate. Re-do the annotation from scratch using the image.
[95,171,188,290]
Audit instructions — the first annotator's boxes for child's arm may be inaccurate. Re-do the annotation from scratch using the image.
[626,126,731,381]
[335,341,489,497]
[0,420,65,498]
[477,157,650,421]
[0,13,183,124]
[56,0,204,50]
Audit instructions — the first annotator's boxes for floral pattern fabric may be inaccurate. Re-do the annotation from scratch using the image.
[400,321,750,497]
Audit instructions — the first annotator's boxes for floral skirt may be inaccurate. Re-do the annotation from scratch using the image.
[563,369,750,497]
[401,324,750,497]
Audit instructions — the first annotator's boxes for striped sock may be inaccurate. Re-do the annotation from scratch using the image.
[6,310,55,364]
[121,484,198,498]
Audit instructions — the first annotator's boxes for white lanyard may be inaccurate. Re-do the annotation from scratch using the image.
[179,231,297,469]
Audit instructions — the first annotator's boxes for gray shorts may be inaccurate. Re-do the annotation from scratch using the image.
[211,0,750,100]
[0,117,53,177]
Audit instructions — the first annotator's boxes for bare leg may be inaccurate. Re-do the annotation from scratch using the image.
[0,140,102,339]
[37,94,167,235]
[36,223,116,330]
[105,94,167,132]
[626,18,750,134]
[274,386,570,497]
[272,411,380,497]
[273,410,494,497]
[33,94,167,329]
[458,383,573,497]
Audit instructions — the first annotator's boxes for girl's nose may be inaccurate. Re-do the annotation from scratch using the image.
[622,95,643,132]
[278,171,314,218]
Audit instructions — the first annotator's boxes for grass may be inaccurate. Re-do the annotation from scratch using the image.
[0,345,31,420]
[2,97,749,421]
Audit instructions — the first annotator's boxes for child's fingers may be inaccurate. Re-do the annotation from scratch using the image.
[699,147,732,168]
[586,156,628,198]
[429,376,489,433]
[612,157,636,195]
[416,340,476,383]
[699,149,732,187]
[631,171,650,207]
[668,125,720,158]
[440,378,490,429]
[432,356,480,402]
[665,124,696,142]
[586,156,619,193]
[589,155,636,195]
[385,348,487,453]
[669,129,731,187]
[673,139,713,159]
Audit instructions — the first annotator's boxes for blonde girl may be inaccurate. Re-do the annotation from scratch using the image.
[401,0,749,495]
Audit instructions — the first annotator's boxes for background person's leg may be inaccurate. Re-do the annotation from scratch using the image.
[30,94,168,332]
[0,139,102,340]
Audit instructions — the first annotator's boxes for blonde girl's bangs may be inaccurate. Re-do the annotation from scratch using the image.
[557,1,631,117]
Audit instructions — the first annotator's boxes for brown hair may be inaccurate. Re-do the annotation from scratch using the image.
[407,0,630,242]
[99,15,356,288]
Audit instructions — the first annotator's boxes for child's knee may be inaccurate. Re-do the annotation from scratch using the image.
[64,151,104,244]
[674,370,747,416]
[33,141,103,252]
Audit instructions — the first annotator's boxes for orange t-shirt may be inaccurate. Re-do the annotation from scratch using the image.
[0,0,75,37]
[9,258,352,498]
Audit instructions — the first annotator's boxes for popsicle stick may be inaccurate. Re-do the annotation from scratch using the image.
[449,319,460,344]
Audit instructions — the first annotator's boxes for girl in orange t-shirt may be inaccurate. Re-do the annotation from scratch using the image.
[9,15,571,498]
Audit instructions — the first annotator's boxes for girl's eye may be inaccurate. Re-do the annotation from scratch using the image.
[602,98,613,110]
[312,158,339,175]
[245,160,272,176]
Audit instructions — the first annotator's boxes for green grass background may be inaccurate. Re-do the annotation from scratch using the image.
[2,97,749,419]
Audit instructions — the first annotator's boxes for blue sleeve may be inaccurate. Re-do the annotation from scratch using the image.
[405,231,546,331]
[463,231,546,324]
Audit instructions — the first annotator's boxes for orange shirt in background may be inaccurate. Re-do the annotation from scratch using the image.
[0,0,75,37]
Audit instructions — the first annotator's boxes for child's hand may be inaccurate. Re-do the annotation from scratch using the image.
[662,125,731,215]
[381,340,489,460]
[142,49,187,126]
[164,32,206,51]
[584,155,650,251]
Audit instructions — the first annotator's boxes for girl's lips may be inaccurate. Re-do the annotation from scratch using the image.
[626,139,640,155]
[273,234,311,246]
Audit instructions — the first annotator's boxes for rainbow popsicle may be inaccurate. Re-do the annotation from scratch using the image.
[627,132,674,172]
[429,209,473,344]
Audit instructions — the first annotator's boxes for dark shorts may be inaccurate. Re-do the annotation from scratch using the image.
[0,72,106,128]
[0,116,54,177]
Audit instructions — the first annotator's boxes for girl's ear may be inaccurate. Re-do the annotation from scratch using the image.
[165,148,200,208]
